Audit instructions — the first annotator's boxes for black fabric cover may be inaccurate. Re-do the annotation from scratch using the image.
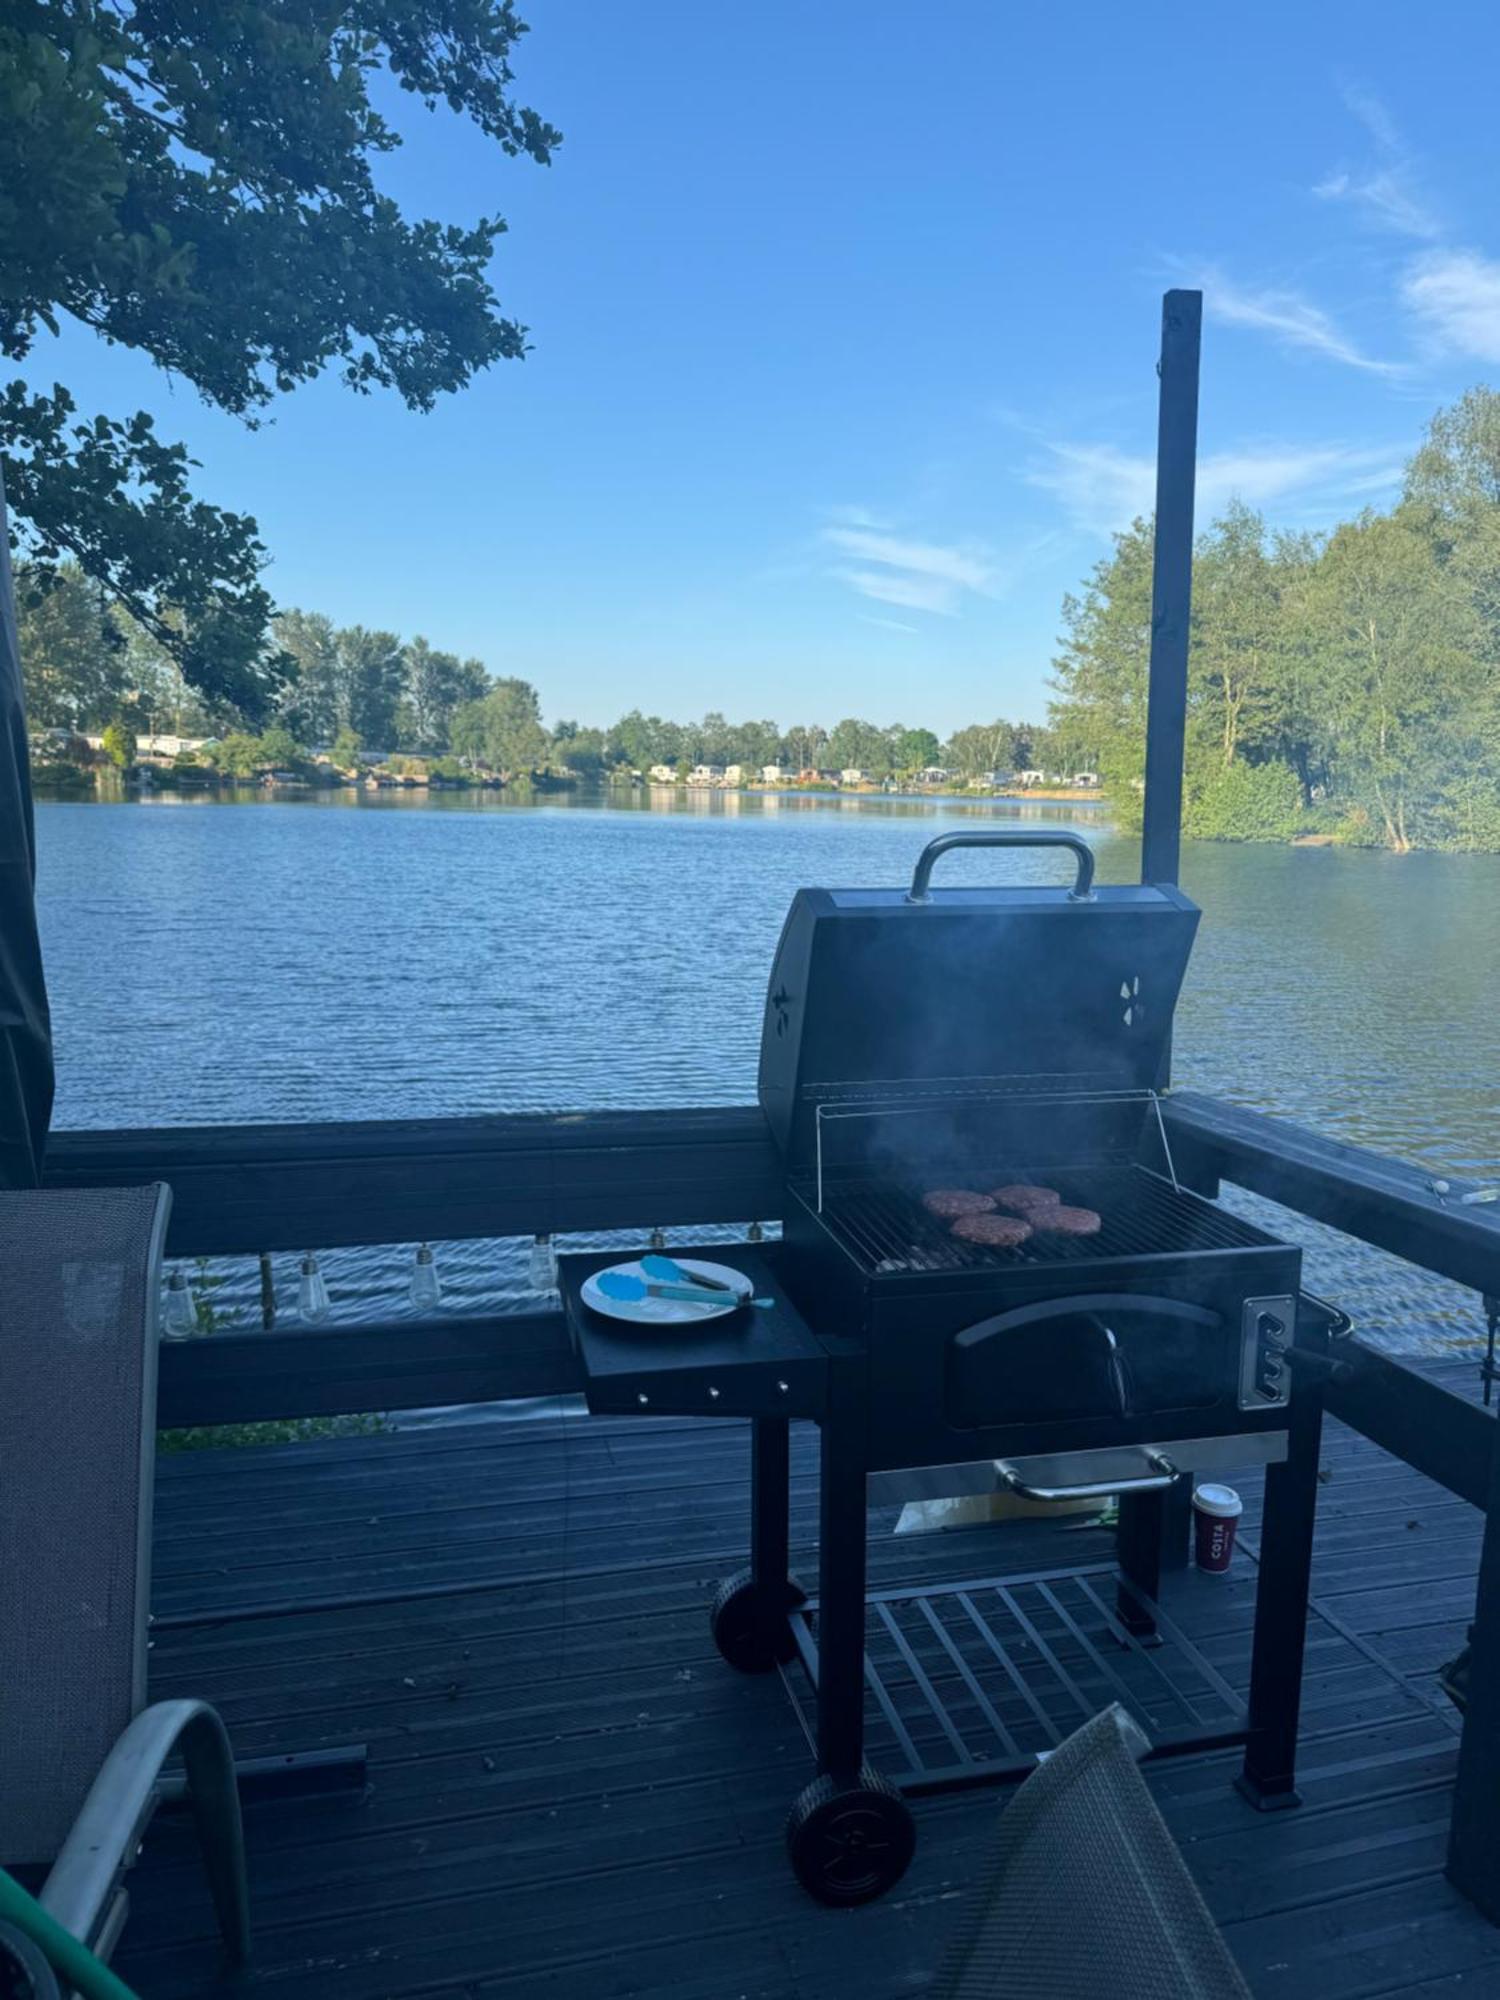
[0,467,53,1189]
[930,1704,1252,2000]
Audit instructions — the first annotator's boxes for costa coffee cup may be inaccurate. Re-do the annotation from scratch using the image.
[1192,1484,1243,1573]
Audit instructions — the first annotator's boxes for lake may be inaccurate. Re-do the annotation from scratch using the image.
[31,789,1500,1352]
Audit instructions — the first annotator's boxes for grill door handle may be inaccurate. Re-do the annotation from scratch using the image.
[952,1294,1221,1349]
[997,1450,1179,1503]
[906,830,1096,904]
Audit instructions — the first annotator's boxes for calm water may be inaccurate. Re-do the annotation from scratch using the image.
[31,790,1500,1348]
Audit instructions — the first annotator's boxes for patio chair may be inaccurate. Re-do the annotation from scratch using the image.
[930,1703,1251,2000]
[0,1185,250,1981]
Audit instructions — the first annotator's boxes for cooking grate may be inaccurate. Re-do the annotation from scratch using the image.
[795,1165,1276,1277]
[783,1563,1247,1794]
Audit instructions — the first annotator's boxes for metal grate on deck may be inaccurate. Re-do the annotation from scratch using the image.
[795,1165,1277,1278]
[783,1562,1248,1794]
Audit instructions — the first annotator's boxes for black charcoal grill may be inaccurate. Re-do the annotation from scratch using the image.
[733,833,1334,1902]
[765,831,1307,1469]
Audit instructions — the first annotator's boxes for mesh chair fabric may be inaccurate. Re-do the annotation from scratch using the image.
[0,1187,167,1863]
[930,1704,1252,2000]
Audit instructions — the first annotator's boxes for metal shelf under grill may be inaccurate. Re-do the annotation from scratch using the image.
[782,1563,1248,1795]
[794,1164,1278,1277]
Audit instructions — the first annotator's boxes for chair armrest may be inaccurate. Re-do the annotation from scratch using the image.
[39,1700,246,1960]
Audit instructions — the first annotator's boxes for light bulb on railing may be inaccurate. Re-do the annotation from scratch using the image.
[648,1225,666,1252]
[409,1242,442,1312]
[297,1253,331,1324]
[747,1219,765,1243]
[528,1233,558,1297]
[162,1269,197,1340]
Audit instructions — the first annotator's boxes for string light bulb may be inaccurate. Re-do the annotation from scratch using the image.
[297,1253,331,1324]
[162,1269,197,1340]
[528,1233,559,1297]
[409,1242,442,1312]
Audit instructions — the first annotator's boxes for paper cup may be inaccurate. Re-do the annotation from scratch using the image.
[1192,1484,1243,1573]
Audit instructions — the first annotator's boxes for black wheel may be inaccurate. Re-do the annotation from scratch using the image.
[0,1923,61,2000]
[785,1767,916,1906]
[709,1567,807,1673]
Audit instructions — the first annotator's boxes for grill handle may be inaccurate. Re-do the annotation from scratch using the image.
[997,1449,1179,1503]
[905,830,1096,904]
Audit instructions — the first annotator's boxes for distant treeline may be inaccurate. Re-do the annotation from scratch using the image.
[17,585,1075,783]
[23,383,1500,846]
[1052,386,1500,853]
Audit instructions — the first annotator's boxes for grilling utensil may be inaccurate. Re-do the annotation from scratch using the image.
[595,1270,767,1310]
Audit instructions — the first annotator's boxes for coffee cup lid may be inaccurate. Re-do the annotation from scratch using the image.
[1192,1483,1243,1519]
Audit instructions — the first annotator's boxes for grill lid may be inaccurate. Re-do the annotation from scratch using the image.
[758,831,1200,1166]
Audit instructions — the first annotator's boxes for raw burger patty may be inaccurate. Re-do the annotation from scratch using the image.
[950,1212,1033,1247]
[990,1183,1062,1214]
[1027,1204,1102,1236]
[922,1188,996,1218]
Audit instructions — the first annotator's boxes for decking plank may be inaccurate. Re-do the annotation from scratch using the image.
[114,1389,1500,1999]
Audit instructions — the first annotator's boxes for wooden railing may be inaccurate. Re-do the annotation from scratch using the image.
[43,1087,1500,1918]
[44,1091,1500,1450]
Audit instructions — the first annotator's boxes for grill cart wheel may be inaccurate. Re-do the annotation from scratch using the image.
[785,1767,917,1905]
[709,1568,807,1673]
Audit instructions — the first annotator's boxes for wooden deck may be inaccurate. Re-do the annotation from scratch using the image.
[120,1370,1500,1999]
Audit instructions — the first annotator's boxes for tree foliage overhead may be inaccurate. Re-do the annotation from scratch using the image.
[1,0,558,718]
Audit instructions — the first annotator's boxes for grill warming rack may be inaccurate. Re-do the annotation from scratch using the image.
[811,1082,1182,1214]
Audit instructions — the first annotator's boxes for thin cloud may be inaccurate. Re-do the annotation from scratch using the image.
[1315,84,1442,239]
[821,521,999,617]
[1315,168,1441,241]
[1402,250,1500,363]
[1342,82,1403,155]
[1205,273,1402,375]
[859,613,921,635]
[833,566,962,616]
[823,526,994,592]
[1029,440,1406,538]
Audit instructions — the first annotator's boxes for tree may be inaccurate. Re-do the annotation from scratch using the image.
[255,724,305,770]
[550,723,610,777]
[1406,387,1500,658]
[1296,509,1483,851]
[1,5,559,716]
[780,722,828,771]
[893,726,942,772]
[209,732,266,778]
[13,561,127,728]
[339,627,406,749]
[825,717,891,775]
[1049,518,1156,822]
[100,718,136,769]
[330,726,364,770]
[401,638,489,753]
[944,721,1018,778]
[274,611,344,744]
[1191,503,1282,768]
[451,677,546,775]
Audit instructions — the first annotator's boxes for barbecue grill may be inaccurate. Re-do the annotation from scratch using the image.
[733,831,1333,1902]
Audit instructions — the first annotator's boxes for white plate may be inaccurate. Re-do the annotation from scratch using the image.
[581,1258,753,1326]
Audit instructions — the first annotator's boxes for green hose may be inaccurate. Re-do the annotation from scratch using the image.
[0,1868,142,2000]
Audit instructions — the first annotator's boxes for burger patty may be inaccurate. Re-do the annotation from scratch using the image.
[1027,1204,1102,1236]
[949,1211,1033,1248]
[921,1188,996,1218]
[990,1183,1062,1215]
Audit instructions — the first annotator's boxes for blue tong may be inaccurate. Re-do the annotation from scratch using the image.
[597,1254,768,1309]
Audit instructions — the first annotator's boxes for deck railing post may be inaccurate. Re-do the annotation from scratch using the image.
[1446,1409,1500,1918]
[1140,289,1202,1570]
[1139,288,1202,898]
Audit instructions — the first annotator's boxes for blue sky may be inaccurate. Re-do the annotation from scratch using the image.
[23,0,1500,733]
